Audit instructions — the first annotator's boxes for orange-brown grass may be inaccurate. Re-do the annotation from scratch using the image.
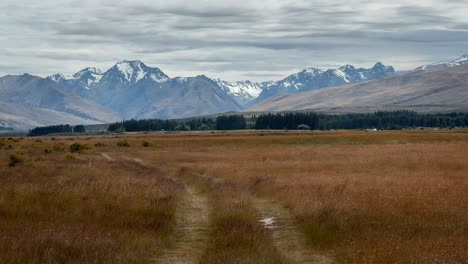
[141,130,468,263]
[0,138,181,263]
[1,130,467,263]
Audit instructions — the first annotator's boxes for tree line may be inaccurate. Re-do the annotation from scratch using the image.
[107,117,219,132]
[29,111,468,136]
[107,115,248,132]
[28,125,85,136]
[254,111,468,130]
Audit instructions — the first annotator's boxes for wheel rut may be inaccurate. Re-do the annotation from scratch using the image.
[98,153,211,263]
[99,154,331,263]
[252,197,334,264]
[154,184,211,264]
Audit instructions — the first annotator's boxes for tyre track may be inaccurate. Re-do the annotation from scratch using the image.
[252,197,334,264]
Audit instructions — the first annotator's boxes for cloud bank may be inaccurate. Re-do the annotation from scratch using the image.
[1,0,467,81]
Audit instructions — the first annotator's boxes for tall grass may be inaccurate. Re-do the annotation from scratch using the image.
[1,130,467,263]
[0,138,181,263]
[143,130,468,263]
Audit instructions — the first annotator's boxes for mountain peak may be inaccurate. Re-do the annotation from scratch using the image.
[372,62,384,69]
[339,65,356,71]
[80,67,102,75]
[372,62,395,73]
[111,60,168,83]
[302,67,323,75]
[116,60,145,67]
[73,67,103,79]
[453,54,468,63]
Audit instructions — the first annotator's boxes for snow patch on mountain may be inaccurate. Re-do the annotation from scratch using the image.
[48,73,74,82]
[418,53,468,71]
[214,79,263,105]
[333,69,349,83]
[452,54,468,63]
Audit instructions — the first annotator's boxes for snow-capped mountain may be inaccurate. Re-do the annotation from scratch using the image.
[48,61,241,119]
[249,62,468,114]
[213,79,264,105]
[100,60,169,85]
[417,54,468,71]
[250,62,395,105]
[47,67,104,100]
[48,61,169,94]
[48,67,103,89]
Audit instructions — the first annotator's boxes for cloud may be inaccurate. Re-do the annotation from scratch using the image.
[0,0,467,81]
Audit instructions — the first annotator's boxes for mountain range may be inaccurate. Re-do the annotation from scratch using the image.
[250,58,468,114]
[0,54,467,131]
[49,61,241,120]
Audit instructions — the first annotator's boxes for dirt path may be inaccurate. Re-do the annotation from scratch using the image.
[154,184,211,264]
[98,156,329,263]
[100,152,114,161]
[99,153,211,263]
[252,197,334,264]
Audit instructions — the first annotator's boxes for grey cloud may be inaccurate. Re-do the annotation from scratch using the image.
[0,0,467,81]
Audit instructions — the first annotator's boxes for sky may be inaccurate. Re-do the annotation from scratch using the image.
[1,0,468,82]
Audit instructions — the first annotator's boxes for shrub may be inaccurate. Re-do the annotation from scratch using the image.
[9,153,24,167]
[142,141,151,147]
[117,140,130,147]
[43,147,53,154]
[69,143,90,153]
[297,124,311,130]
[94,142,106,147]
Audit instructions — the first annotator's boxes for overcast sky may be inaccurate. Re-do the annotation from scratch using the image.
[1,0,467,81]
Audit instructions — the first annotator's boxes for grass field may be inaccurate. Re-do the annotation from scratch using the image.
[1,130,467,263]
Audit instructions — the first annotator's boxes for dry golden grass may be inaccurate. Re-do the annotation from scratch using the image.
[0,137,181,263]
[141,130,468,263]
[1,130,467,263]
